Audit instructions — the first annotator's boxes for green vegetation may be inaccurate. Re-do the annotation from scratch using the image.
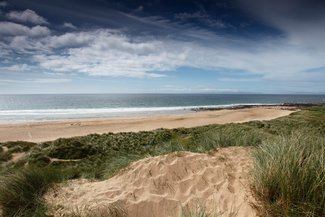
[0,167,63,217]
[60,205,219,217]
[252,132,325,216]
[179,205,221,217]
[62,204,127,217]
[0,141,36,162]
[0,106,324,216]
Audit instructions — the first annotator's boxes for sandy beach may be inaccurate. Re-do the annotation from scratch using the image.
[0,106,295,143]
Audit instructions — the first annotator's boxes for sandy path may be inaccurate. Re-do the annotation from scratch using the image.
[0,107,294,143]
[45,147,257,217]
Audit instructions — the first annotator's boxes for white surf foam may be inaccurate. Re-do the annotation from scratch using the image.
[0,103,277,122]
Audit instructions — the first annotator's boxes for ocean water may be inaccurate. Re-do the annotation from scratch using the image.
[0,94,324,122]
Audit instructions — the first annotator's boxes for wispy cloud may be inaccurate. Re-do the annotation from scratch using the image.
[5,9,48,25]
[62,22,77,29]
[174,11,226,28]
[238,0,325,50]
[157,85,239,93]
[133,5,144,13]
[0,78,70,83]
[0,64,32,71]
[0,1,7,7]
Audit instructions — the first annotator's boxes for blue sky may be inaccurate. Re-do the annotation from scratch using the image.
[0,0,325,94]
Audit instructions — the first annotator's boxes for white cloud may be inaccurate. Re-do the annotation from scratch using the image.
[33,30,187,78]
[0,21,30,36]
[9,36,34,52]
[0,64,31,71]
[62,22,77,29]
[0,22,50,53]
[5,9,48,25]
[0,22,50,37]
[47,32,93,48]
[30,25,51,37]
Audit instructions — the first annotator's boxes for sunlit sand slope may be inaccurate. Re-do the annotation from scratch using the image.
[45,147,257,217]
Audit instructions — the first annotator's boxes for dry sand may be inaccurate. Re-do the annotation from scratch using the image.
[0,107,294,143]
[45,147,258,217]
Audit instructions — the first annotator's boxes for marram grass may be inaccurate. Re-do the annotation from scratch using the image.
[252,131,325,217]
[0,167,63,217]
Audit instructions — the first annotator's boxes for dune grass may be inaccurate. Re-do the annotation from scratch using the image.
[179,208,217,217]
[179,205,221,217]
[61,204,127,217]
[179,203,239,217]
[252,131,325,217]
[0,106,324,216]
[0,167,63,217]
[0,141,36,163]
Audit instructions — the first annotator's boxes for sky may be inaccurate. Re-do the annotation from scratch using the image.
[0,0,325,94]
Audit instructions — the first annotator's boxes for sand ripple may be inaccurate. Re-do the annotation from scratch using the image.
[45,147,258,217]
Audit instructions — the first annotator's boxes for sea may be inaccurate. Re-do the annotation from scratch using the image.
[0,94,324,123]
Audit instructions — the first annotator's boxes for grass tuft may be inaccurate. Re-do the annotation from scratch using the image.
[252,131,325,216]
[0,167,63,217]
[62,203,127,217]
[179,204,235,217]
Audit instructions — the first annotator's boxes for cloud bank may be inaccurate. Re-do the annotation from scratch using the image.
[0,1,325,92]
[1,22,324,81]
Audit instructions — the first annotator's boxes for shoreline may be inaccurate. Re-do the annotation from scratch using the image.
[0,102,314,125]
[0,106,296,143]
[0,102,318,123]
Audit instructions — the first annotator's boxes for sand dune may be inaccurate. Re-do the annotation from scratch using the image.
[45,147,258,217]
[0,107,294,142]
